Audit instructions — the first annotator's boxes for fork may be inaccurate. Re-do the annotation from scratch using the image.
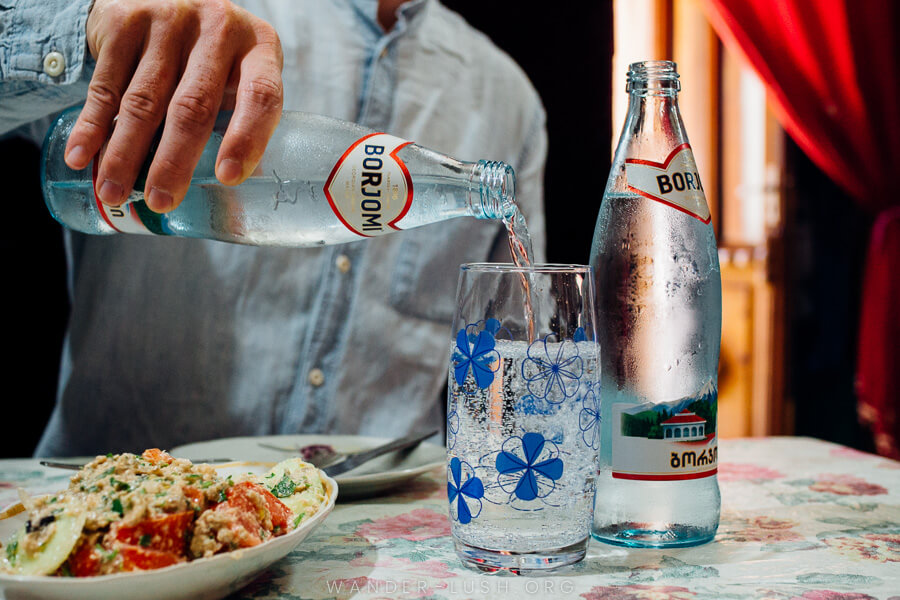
[257,429,439,472]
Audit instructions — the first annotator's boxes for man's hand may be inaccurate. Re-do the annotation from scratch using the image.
[63,0,284,212]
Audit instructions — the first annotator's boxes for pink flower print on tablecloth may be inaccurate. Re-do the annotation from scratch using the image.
[355,508,450,542]
[822,533,900,563]
[790,590,878,600]
[724,516,803,543]
[828,446,876,460]
[809,474,888,496]
[718,462,785,482]
[580,585,696,600]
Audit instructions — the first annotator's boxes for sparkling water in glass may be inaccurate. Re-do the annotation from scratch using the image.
[446,263,600,572]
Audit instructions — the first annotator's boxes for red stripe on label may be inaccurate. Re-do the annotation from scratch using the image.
[323,132,382,238]
[625,184,713,224]
[624,142,692,169]
[612,468,717,481]
[387,141,414,230]
[92,154,123,232]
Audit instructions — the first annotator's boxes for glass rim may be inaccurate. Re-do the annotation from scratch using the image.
[460,262,592,274]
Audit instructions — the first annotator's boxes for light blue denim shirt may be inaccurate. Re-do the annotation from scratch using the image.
[1,0,547,456]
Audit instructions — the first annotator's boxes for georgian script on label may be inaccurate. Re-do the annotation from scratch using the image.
[324,133,414,237]
[625,143,711,223]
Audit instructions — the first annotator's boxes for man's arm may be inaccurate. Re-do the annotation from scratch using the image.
[0,0,95,135]
[1,0,284,213]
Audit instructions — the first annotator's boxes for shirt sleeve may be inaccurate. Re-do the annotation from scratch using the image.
[0,0,95,136]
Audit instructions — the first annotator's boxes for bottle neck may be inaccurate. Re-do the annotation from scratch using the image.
[469,160,516,220]
[626,60,680,98]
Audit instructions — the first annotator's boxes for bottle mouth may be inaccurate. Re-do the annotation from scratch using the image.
[476,160,517,220]
[626,60,681,95]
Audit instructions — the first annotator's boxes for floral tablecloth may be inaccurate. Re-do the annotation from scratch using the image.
[1,437,898,599]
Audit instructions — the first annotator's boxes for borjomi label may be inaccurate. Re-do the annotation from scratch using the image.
[624,143,710,223]
[92,154,167,235]
[324,133,414,237]
[610,380,718,481]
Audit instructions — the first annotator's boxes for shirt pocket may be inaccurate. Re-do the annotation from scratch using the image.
[389,220,503,324]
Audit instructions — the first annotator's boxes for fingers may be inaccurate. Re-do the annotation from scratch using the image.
[91,41,183,208]
[63,26,144,175]
[142,47,231,211]
[215,38,283,185]
[69,0,284,213]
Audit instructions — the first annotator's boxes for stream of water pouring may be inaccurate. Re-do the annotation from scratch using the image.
[502,205,536,342]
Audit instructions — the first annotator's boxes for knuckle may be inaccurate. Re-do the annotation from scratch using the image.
[86,79,122,112]
[170,88,219,130]
[241,75,283,114]
[152,153,192,180]
[119,87,165,124]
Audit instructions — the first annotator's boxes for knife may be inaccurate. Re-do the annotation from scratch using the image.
[323,428,439,476]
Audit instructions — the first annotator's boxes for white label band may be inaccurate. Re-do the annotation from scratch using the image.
[625,143,711,223]
[324,133,414,237]
[610,382,718,481]
[92,159,153,234]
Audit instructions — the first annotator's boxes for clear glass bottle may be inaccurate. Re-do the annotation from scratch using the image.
[41,108,516,246]
[589,61,722,547]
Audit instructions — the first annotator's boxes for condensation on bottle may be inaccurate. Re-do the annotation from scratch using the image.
[40,109,516,247]
[589,60,722,548]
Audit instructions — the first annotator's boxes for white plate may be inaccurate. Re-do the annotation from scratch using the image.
[172,434,445,500]
[0,469,337,600]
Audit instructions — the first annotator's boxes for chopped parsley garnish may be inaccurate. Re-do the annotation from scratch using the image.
[109,477,130,491]
[96,545,119,563]
[6,540,18,565]
[270,475,296,498]
[111,498,124,516]
[217,489,227,503]
[293,513,306,528]
[139,534,152,547]
[201,480,214,489]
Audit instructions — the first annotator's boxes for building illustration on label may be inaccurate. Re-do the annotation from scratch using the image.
[624,143,711,223]
[324,132,414,237]
[611,380,718,481]
[661,410,706,440]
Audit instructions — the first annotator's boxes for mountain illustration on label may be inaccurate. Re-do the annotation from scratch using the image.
[620,379,717,441]
[610,380,718,481]
[625,143,711,223]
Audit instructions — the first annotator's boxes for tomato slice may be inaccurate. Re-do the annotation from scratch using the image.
[225,482,292,532]
[66,538,102,577]
[118,544,180,571]
[141,448,174,464]
[112,511,194,556]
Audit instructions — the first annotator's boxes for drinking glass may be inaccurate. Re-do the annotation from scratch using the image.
[446,263,600,572]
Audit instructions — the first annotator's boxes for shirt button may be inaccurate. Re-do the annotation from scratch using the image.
[335,254,351,274]
[308,368,325,387]
[43,51,66,77]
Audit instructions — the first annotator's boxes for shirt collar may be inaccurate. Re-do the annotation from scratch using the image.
[349,0,428,38]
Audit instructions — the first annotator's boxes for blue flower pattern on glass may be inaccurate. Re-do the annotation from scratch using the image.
[448,457,484,524]
[447,409,460,450]
[495,432,564,501]
[578,383,601,449]
[452,324,500,389]
[521,337,584,403]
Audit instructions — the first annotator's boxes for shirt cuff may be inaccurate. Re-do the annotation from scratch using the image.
[0,0,95,85]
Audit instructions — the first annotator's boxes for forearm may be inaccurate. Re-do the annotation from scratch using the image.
[0,0,94,135]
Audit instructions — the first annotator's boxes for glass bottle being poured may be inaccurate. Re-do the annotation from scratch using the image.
[41,108,521,248]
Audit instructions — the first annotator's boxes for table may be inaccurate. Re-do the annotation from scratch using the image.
[1,437,898,599]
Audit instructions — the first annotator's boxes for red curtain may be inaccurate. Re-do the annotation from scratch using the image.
[702,0,900,457]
